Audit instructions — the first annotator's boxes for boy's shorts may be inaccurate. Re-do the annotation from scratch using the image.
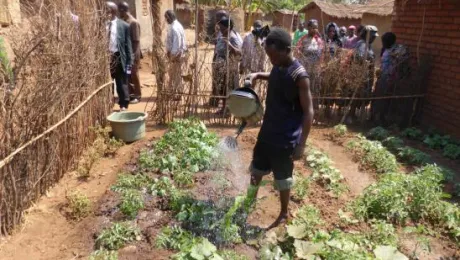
[249,140,294,191]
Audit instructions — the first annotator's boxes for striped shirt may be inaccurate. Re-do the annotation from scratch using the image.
[258,60,309,148]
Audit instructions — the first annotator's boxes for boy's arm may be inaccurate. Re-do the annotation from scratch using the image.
[297,77,314,147]
[248,72,270,84]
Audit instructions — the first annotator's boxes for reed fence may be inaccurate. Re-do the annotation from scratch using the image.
[0,0,111,235]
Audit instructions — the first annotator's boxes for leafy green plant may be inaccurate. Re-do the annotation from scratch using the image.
[111,173,151,193]
[66,190,92,220]
[259,244,292,260]
[423,134,451,150]
[333,124,348,137]
[397,147,431,165]
[352,164,452,227]
[305,148,347,196]
[346,136,399,174]
[141,118,218,174]
[172,237,223,260]
[287,205,324,240]
[382,137,404,152]
[96,222,141,250]
[173,169,195,187]
[89,249,118,260]
[219,250,250,260]
[367,127,390,141]
[401,127,423,140]
[156,226,196,251]
[292,173,310,201]
[443,144,460,160]
[119,189,144,218]
[367,220,398,246]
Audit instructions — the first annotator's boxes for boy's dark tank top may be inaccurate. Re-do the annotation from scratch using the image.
[258,60,309,148]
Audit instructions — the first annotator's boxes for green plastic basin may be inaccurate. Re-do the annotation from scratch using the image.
[107,112,147,143]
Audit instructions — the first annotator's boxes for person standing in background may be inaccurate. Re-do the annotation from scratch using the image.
[292,21,308,46]
[344,25,359,49]
[211,18,242,115]
[324,22,342,58]
[165,10,187,101]
[118,2,142,104]
[240,20,267,75]
[296,19,323,111]
[106,1,133,111]
[339,26,347,47]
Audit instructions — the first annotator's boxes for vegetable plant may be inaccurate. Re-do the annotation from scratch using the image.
[287,205,324,240]
[382,137,404,152]
[346,135,399,174]
[119,189,144,218]
[443,144,460,160]
[397,147,431,165]
[111,173,151,193]
[305,148,347,196]
[96,222,141,250]
[367,127,390,141]
[401,127,423,140]
[333,124,348,137]
[156,226,196,251]
[423,134,451,150]
[292,173,310,201]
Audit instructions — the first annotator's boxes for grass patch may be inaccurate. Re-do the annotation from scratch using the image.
[66,190,92,220]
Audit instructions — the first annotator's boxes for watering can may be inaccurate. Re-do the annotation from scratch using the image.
[224,80,264,149]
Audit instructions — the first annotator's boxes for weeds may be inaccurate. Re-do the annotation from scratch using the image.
[305,148,347,196]
[96,222,141,250]
[77,146,101,178]
[66,190,92,220]
[89,249,118,260]
[347,135,399,174]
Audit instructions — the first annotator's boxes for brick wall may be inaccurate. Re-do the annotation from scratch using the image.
[392,0,460,137]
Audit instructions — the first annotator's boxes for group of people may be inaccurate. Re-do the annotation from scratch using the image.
[106,1,142,111]
[105,2,188,110]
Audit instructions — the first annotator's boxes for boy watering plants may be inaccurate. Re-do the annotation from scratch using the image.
[246,28,314,229]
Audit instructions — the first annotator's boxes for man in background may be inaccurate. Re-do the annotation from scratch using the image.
[118,2,142,104]
[240,20,267,75]
[339,26,347,47]
[165,10,187,101]
[292,21,308,46]
[106,1,133,111]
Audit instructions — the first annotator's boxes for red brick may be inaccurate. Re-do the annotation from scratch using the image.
[453,39,460,46]
[447,31,460,38]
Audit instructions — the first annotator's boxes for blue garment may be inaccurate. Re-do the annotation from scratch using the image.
[258,60,309,148]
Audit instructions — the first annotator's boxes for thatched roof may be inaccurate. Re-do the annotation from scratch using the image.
[360,0,394,16]
[299,0,363,19]
[275,9,298,15]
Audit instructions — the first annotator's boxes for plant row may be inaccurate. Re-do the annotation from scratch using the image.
[401,127,460,160]
[89,119,251,260]
[304,147,348,197]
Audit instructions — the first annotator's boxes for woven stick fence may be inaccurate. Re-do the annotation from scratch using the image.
[0,0,111,235]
